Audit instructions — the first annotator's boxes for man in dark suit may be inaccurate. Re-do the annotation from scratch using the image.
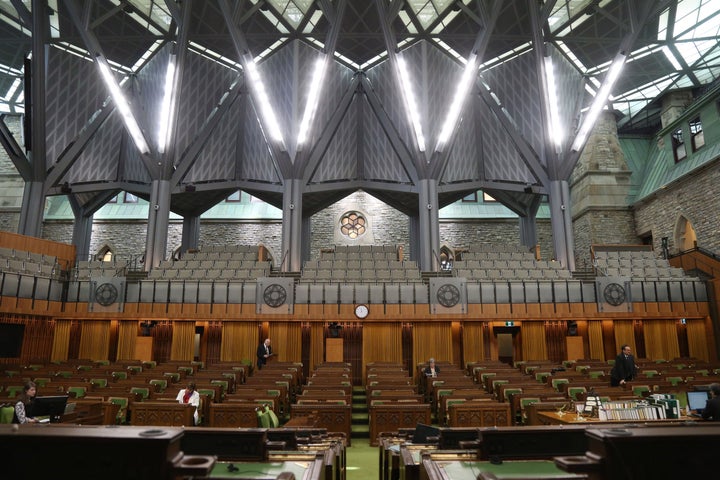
[701,383,720,421]
[256,338,272,369]
[610,344,637,386]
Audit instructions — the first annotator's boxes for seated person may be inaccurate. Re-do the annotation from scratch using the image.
[701,383,720,421]
[176,382,200,425]
[423,358,440,377]
[13,381,39,424]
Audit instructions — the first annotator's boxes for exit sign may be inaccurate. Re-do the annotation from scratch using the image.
[505,321,515,327]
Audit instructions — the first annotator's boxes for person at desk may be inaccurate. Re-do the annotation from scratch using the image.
[701,383,720,421]
[257,338,273,370]
[610,344,637,386]
[423,358,440,377]
[13,381,38,424]
[176,382,200,425]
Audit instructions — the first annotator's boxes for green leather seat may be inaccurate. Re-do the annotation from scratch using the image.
[108,397,128,424]
[67,386,86,398]
[130,386,150,400]
[6,386,23,398]
[90,378,107,388]
[0,405,15,424]
[149,379,167,392]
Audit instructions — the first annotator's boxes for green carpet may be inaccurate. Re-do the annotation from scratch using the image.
[346,438,378,480]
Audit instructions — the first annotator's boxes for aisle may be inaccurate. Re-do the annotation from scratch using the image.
[345,438,379,480]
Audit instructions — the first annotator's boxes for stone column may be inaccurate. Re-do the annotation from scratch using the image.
[570,111,636,268]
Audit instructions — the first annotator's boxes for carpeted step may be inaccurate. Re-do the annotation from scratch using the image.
[351,385,369,439]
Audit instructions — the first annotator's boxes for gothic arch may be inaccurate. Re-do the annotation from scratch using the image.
[673,214,697,253]
[439,244,454,271]
[95,244,116,262]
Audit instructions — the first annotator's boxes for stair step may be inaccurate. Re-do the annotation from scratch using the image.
[352,412,368,422]
[351,385,368,439]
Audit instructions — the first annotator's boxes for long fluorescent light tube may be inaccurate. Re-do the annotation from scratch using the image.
[544,56,564,148]
[158,54,177,154]
[571,54,626,152]
[297,56,327,147]
[437,55,477,148]
[397,56,426,152]
[246,61,284,145]
[97,60,150,154]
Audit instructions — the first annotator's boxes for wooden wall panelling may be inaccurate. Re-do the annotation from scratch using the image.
[555,304,570,315]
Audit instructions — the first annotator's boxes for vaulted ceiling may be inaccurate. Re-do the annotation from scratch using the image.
[0,1,718,219]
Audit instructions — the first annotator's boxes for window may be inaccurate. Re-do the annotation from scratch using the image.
[689,117,704,152]
[439,247,454,271]
[107,195,118,203]
[462,192,478,202]
[124,192,138,203]
[97,246,113,262]
[340,211,366,239]
[482,192,497,202]
[226,190,242,202]
[671,128,686,163]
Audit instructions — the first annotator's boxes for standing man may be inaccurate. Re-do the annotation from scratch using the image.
[257,338,272,369]
[610,344,637,386]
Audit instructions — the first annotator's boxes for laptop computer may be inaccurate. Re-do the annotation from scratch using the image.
[687,390,709,416]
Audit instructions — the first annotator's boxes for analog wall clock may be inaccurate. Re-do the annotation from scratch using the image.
[354,304,369,319]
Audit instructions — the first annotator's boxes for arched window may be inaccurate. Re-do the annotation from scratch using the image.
[674,215,697,253]
[439,245,454,271]
[96,245,114,262]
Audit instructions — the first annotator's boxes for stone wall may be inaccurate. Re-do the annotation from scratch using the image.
[634,162,720,255]
[439,219,554,259]
[571,111,638,266]
[310,191,410,259]
[0,115,24,233]
[573,210,637,266]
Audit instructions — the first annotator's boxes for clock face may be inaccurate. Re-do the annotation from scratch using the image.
[355,304,369,319]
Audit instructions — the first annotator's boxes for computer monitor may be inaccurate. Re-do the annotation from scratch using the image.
[687,391,709,412]
[31,395,69,422]
[412,422,440,444]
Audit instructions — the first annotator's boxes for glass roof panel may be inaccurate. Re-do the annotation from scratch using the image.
[267,0,311,29]
[406,0,454,29]
[125,0,172,33]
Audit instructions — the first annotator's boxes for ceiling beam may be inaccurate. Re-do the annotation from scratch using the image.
[360,75,419,185]
[560,0,673,179]
[302,73,361,183]
[0,114,31,179]
[171,74,245,185]
[9,0,31,29]
[374,0,426,171]
[475,77,550,187]
[217,0,292,179]
[65,0,159,177]
[428,0,502,180]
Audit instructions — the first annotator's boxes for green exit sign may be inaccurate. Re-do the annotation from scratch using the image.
[505,321,515,327]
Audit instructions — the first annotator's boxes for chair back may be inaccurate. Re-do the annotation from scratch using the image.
[0,405,14,424]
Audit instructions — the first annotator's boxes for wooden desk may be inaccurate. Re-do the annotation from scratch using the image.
[369,403,431,446]
[131,401,195,426]
[555,425,720,479]
[422,458,586,480]
[0,424,214,479]
[206,454,325,479]
[536,411,697,425]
